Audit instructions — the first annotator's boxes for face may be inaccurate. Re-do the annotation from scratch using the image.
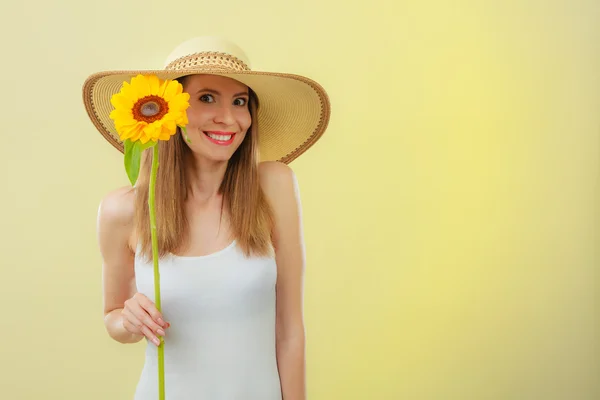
[181,74,252,162]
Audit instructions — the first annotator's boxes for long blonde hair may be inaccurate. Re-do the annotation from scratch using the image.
[133,80,274,261]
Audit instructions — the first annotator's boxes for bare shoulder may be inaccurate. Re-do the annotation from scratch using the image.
[98,186,135,225]
[97,186,136,251]
[258,161,302,247]
[258,160,298,200]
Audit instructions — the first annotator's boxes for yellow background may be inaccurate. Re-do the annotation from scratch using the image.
[1,0,598,399]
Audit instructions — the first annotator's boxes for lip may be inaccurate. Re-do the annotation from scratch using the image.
[203,131,236,146]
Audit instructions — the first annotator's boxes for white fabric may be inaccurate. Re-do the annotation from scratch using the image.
[133,240,282,400]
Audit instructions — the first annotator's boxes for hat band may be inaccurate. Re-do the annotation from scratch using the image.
[165,51,251,72]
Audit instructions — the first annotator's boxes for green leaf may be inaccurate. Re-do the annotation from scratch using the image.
[180,126,192,143]
[124,139,157,186]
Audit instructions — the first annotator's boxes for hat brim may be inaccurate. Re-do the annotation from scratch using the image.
[82,69,330,164]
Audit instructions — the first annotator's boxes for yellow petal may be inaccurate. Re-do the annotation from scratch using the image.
[163,80,182,102]
[132,122,148,139]
[172,91,190,104]
[148,75,160,96]
[117,123,137,141]
[139,134,149,144]
[168,97,190,113]
[130,125,145,142]
[140,130,154,144]
[158,132,171,141]
[162,119,176,135]
[173,112,188,126]
[147,123,162,141]
[157,79,169,97]
[131,74,151,98]
[113,92,135,109]
[120,81,140,102]
[117,81,130,97]
[171,92,190,109]
[164,110,181,121]
[157,123,172,140]
[155,121,171,138]
[116,118,139,129]
[110,108,135,122]
[110,93,124,110]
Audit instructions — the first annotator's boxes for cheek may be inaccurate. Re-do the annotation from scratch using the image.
[186,104,210,125]
[184,109,198,126]
[239,110,252,131]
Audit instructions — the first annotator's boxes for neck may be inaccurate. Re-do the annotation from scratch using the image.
[185,155,229,202]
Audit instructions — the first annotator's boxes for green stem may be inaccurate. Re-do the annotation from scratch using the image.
[181,125,191,143]
[149,144,165,399]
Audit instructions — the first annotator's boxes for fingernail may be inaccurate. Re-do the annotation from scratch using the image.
[153,338,160,346]
[157,329,165,336]
[158,318,165,326]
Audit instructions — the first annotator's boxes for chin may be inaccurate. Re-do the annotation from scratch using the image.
[195,149,238,163]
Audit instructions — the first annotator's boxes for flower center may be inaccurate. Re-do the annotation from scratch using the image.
[132,95,169,123]
[141,101,160,117]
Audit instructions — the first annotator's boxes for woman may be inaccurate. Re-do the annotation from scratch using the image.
[83,37,330,399]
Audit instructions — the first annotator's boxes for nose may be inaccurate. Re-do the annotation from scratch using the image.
[212,103,235,126]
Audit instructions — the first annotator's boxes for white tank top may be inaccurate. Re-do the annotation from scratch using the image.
[132,240,282,400]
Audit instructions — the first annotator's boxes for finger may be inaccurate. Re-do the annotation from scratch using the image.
[121,309,137,331]
[131,305,164,334]
[141,325,161,346]
[123,313,145,335]
[123,302,142,327]
[123,319,145,336]
[136,294,167,327]
[128,296,161,329]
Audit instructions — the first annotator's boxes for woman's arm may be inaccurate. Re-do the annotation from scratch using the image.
[259,161,307,400]
[97,186,144,344]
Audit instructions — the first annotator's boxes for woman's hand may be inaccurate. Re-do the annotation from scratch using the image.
[122,292,170,346]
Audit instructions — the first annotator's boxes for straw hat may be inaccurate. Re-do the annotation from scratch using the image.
[82,36,331,164]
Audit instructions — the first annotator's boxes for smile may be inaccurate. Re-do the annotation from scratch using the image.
[203,131,236,145]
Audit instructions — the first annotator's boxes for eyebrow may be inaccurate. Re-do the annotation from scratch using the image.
[195,88,249,97]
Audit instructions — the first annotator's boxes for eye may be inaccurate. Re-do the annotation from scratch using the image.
[199,94,214,103]
[233,98,247,106]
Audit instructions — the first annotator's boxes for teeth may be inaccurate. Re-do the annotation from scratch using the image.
[206,132,232,141]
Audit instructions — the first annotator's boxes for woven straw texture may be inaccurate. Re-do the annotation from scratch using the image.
[82,50,330,164]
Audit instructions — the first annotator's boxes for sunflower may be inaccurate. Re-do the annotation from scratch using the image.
[107,74,189,400]
[109,74,190,144]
